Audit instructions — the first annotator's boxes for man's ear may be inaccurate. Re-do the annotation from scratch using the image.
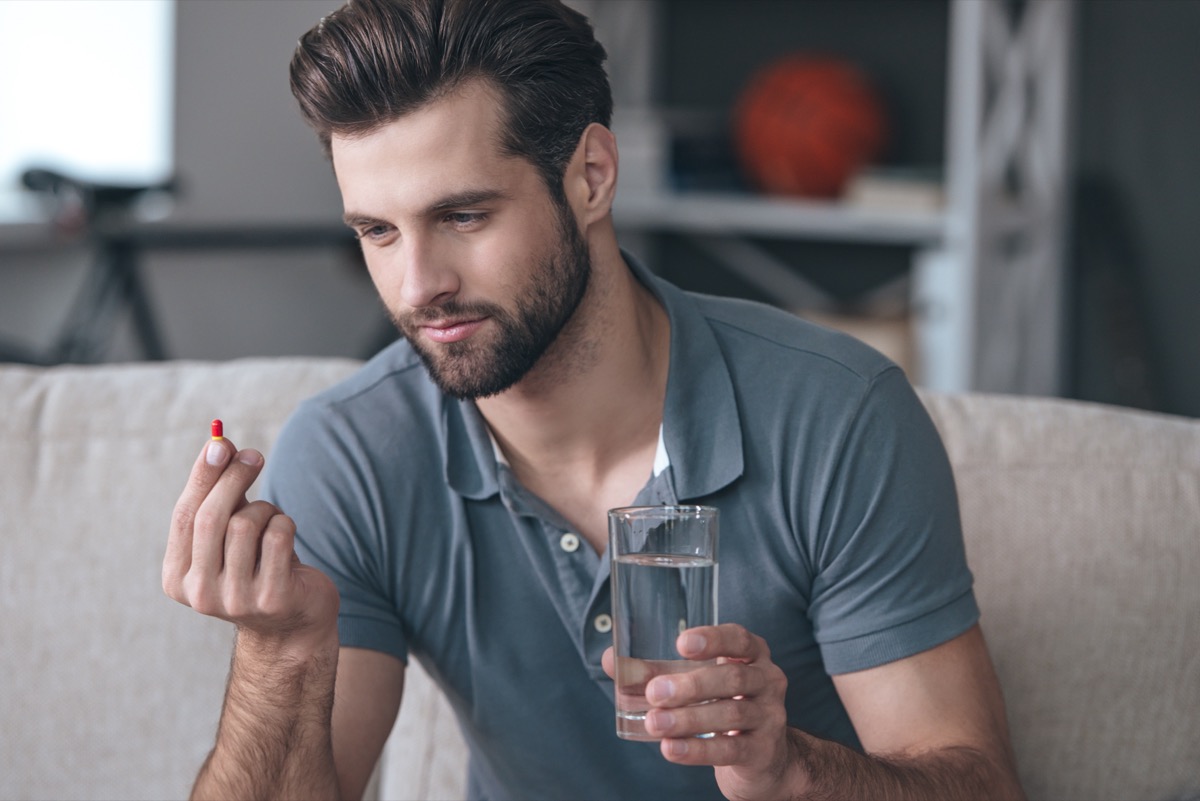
[564,123,618,225]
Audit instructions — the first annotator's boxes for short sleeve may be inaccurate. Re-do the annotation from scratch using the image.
[261,399,409,664]
[807,367,979,674]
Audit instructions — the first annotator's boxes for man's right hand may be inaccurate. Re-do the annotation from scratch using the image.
[162,434,340,655]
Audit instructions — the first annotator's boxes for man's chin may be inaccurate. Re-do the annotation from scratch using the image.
[414,348,526,400]
[430,369,523,401]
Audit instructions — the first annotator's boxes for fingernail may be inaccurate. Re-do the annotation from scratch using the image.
[649,710,675,731]
[664,739,688,757]
[681,632,706,655]
[647,677,676,704]
[237,449,262,466]
[206,441,228,466]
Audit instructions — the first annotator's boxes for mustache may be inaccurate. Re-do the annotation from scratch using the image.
[401,300,505,326]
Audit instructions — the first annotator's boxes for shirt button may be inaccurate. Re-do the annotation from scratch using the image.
[593,613,613,633]
[559,532,580,553]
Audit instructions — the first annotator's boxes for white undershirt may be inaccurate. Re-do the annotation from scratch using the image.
[488,425,671,477]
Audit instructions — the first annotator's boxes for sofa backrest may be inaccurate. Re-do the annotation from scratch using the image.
[0,358,360,801]
[920,390,1200,801]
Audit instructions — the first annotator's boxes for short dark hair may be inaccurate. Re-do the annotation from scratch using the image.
[289,0,612,202]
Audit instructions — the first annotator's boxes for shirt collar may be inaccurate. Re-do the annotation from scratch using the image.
[445,250,744,501]
[486,420,670,477]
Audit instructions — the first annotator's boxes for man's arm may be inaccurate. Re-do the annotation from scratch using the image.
[163,436,403,801]
[604,623,1024,801]
[193,627,405,801]
[195,628,340,801]
[820,623,1022,799]
[330,648,406,801]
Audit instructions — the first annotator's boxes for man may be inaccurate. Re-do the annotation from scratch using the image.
[162,0,1025,798]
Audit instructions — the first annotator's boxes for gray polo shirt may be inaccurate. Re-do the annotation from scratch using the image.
[263,253,978,801]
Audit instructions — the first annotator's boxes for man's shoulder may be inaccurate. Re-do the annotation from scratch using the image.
[264,339,454,505]
[297,339,435,416]
[684,290,897,385]
[276,339,443,454]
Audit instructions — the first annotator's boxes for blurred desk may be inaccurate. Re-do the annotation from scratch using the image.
[0,220,356,364]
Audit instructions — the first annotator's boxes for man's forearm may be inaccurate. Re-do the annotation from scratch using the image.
[192,632,341,801]
[789,729,1025,801]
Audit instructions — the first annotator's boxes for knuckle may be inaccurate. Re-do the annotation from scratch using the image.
[221,585,252,619]
[263,515,296,545]
[730,735,753,763]
[270,513,296,534]
[169,504,196,535]
[161,570,183,601]
[756,633,772,660]
[766,704,787,732]
[256,590,289,619]
[180,570,203,597]
[767,664,788,695]
[734,663,758,695]
[182,574,219,616]
[226,512,260,542]
[728,699,755,729]
[192,505,223,536]
[248,499,281,516]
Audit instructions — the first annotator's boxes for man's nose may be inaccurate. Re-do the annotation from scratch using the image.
[397,235,459,309]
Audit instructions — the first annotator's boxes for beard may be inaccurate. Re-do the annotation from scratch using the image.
[387,199,592,400]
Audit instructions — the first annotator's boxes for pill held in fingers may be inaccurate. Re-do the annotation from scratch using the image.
[206,420,229,466]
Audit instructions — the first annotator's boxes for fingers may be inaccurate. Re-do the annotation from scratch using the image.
[638,623,790,769]
[657,729,760,766]
[173,437,238,541]
[647,659,768,710]
[188,448,267,578]
[164,437,235,591]
[601,646,615,679]
[259,512,298,599]
[162,430,341,653]
[676,623,768,663]
[163,427,270,607]
[643,624,771,710]
[223,500,284,582]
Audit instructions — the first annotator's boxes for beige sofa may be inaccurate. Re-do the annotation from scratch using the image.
[1,357,1197,801]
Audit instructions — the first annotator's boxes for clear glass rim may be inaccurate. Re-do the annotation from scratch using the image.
[607,504,718,520]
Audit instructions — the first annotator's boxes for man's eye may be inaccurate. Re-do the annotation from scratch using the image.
[445,212,486,228]
[359,225,392,240]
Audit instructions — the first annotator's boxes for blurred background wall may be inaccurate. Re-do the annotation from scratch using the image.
[0,0,1196,417]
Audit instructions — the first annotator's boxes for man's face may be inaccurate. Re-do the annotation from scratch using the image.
[331,81,591,399]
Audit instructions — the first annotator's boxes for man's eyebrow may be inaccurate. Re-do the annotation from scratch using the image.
[425,188,511,214]
[342,212,387,228]
[342,189,512,229]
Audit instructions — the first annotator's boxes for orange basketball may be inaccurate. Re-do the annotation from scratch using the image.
[734,55,887,198]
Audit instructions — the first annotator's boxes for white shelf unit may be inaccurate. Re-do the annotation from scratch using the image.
[613,191,945,244]
[584,0,1074,394]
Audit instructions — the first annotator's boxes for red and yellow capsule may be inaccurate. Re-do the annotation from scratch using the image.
[211,419,224,440]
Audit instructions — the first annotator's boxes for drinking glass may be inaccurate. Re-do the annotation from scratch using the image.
[609,505,719,740]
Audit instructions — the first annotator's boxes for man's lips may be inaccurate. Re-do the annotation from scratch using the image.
[419,317,487,344]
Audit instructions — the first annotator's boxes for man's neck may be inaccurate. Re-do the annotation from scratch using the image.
[476,244,670,550]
